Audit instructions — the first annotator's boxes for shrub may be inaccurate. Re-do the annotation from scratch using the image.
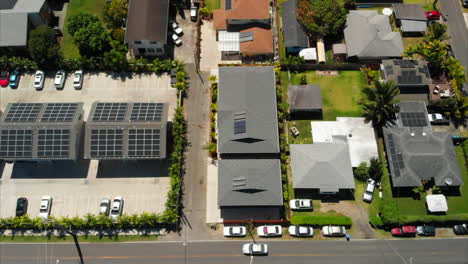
[354,162,369,182]
[111,28,126,42]
[369,216,384,228]
[290,215,352,226]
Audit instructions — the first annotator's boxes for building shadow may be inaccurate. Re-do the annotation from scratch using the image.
[96,159,170,178]
[10,160,90,179]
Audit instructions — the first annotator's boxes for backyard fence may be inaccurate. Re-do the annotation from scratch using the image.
[282,63,364,72]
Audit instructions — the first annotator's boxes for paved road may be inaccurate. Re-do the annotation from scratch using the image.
[440,0,468,94]
[1,239,468,264]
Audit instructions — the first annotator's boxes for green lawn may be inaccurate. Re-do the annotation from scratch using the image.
[205,0,221,11]
[61,0,106,59]
[402,37,423,50]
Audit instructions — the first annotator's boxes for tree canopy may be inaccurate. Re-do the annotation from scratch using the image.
[296,0,347,39]
[424,22,450,42]
[102,0,128,29]
[66,13,100,36]
[72,19,111,57]
[28,25,61,69]
[359,81,400,130]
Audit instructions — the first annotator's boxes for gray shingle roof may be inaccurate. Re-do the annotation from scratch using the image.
[400,20,427,32]
[288,85,322,111]
[290,137,355,192]
[392,4,427,21]
[281,0,308,48]
[218,159,283,206]
[125,0,169,43]
[383,102,463,187]
[217,66,279,154]
[344,10,403,58]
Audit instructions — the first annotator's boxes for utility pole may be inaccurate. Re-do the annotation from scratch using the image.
[47,220,85,264]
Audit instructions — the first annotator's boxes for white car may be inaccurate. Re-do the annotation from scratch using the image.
[242,243,268,256]
[289,199,313,210]
[171,22,183,35]
[39,196,52,220]
[288,225,314,237]
[99,198,110,215]
[362,179,375,203]
[174,38,182,46]
[322,225,346,237]
[34,70,45,90]
[190,6,198,22]
[257,225,282,237]
[110,196,123,222]
[73,70,83,89]
[428,113,443,122]
[54,70,66,89]
[223,226,246,237]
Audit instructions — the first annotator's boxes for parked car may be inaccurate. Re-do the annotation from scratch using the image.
[322,225,346,237]
[362,179,375,203]
[171,22,183,35]
[463,0,468,8]
[54,70,66,89]
[289,199,313,210]
[427,113,449,125]
[8,70,20,88]
[223,226,247,237]
[453,224,468,235]
[110,196,124,222]
[391,225,417,237]
[0,70,9,87]
[99,198,110,215]
[15,197,28,217]
[425,11,442,20]
[257,225,282,237]
[34,70,45,90]
[242,243,268,256]
[39,196,52,220]
[190,6,198,22]
[73,70,83,89]
[172,34,182,46]
[288,225,314,237]
[416,225,436,236]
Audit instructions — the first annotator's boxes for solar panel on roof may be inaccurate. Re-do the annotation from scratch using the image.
[418,66,430,78]
[37,129,70,158]
[128,129,161,158]
[401,112,427,127]
[4,103,42,122]
[0,129,33,158]
[130,103,164,122]
[41,103,78,122]
[92,103,128,122]
[89,129,124,158]
[386,134,404,178]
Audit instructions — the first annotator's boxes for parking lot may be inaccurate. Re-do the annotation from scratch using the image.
[0,72,177,218]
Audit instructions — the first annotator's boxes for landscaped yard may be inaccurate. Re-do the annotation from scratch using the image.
[61,0,106,59]
[402,37,424,50]
[205,0,221,11]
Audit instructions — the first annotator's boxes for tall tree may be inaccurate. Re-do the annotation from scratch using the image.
[359,81,400,130]
[296,0,347,39]
[28,25,62,68]
[405,40,448,74]
[73,20,111,57]
[66,13,100,36]
[424,22,450,42]
[102,0,128,29]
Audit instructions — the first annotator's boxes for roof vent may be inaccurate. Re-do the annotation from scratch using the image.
[411,133,415,136]
[445,178,453,185]
[422,132,426,136]
[348,134,352,138]
[232,176,246,187]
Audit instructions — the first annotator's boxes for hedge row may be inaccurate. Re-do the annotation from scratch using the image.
[375,214,468,227]
[290,215,353,226]
[0,213,169,230]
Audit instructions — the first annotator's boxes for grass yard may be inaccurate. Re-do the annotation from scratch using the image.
[61,0,106,59]
[402,37,424,50]
[205,0,221,11]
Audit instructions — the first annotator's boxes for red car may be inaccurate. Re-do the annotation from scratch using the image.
[425,11,442,20]
[0,71,9,87]
[391,226,417,237]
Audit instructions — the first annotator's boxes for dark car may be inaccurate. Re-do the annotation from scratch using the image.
[416,225,436,236]
[16,197,28,217]
[462,0,468,8]
[453,224,468,235]
[0,71,9,87]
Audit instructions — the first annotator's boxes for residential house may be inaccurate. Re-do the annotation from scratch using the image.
[344,10,403,62]
[290,137,355,198]
[213,0,273,60]
[392,4,427,36]
[125,0,169,57]
[288,85,322,119]
[281,0,308,55]
[0,0,52,52]
[383,102,463,192]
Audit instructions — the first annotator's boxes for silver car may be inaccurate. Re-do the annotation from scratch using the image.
[99,199,110,215]
[242,243,268,256]
[73,70,83,89]
[54,70,66,89]
[39,195,52,220]
[110,196,123,222]
[34,70,45,90]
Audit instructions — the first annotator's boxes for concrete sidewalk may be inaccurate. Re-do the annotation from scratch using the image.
[206,158,222,223]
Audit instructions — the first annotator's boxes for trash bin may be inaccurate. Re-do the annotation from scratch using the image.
[345,234,351,241]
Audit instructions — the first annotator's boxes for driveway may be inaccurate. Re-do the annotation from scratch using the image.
[174,10,196,64]
[440,0,468,94]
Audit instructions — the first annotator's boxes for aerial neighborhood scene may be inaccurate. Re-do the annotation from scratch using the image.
[0,0,468,262]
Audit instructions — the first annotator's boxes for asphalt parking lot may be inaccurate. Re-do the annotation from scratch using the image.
[0,72,176,218]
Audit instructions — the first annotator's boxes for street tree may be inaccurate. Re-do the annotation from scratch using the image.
[359,81,400,130]
[28,25,62,68]
[424,22,450,42]
[73,20,112,57]
[66,13,100,36]
[405,40,448,74]
[296,0,347,39]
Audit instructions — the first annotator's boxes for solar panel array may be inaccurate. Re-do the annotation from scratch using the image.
[418,66,430,79]
[394,60,417,68]
[397,70,422,85]
[3,103,42,123]
[401,112,428,127]
[384,65,394,76]
[92,103,128,122]
[89,129,124,158]
[128,129,161,157]
[37,129,70,158]
[41,103,78,122]
[386,134,404,178]
[130,103,164,122]
[0,129,33,158]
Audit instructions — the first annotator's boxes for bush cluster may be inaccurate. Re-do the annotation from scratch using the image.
[204,76,218,157]
[0,56,38,72]
[290,215,353,226]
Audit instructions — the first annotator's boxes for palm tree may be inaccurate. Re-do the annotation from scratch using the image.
[359,81,400,131]
[424,22,450,42]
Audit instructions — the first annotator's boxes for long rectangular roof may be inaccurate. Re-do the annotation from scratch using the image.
[125,0,169,43]
[217,66,279,154]
[281,0,308,48]
[392,4,427,21]
[84,102,168,160]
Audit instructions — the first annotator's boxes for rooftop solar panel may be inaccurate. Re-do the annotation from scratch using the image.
[4,103,42,123]
[130,103,164,122]
[128,129,161,158]
[37,129,71,158]
[40,103,78,123]
[401,112,427,127]
[92,103,128,122]
[386,133,404,178]
[89,129,124,158]
[0,129,33,158]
